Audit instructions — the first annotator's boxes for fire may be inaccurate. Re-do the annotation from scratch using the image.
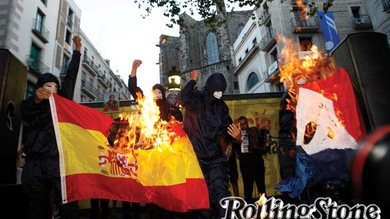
[257,193,268,219]
[105,90,181,179]
[278,36,336,112]
[296,0,309,20]
[117,91,180,151]
[304,121,317,144]
[278,36,349,141]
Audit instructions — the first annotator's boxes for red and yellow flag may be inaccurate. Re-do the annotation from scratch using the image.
[49,94,209,212]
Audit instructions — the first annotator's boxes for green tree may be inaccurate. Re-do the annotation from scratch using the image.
[133,0,334,29]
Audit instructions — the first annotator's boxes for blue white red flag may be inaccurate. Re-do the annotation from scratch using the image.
[276,68,365,197]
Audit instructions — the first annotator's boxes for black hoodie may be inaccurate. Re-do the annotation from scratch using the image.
[180,73,233,161]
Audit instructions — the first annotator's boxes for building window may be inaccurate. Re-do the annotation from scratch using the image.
[247,72,259,91]
[382,0,390,12]
[62,54,70,73]
[35,10,45,33]
[292,7,307,27]
[206,33,220,64]
[351,6,361,18]
[270,49,278,62]
[29,43,42,69]
[67,8,74,27]
[25,82,36,98]
[41,0,47,5]
[237,25,244,36]
[234,81,239,90]
[65,30,72,44]
[299,37,313,51]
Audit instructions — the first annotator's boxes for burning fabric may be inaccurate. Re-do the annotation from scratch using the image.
[49,93,209,212]
[275,38,365,198]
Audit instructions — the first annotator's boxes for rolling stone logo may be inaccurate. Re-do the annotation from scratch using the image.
[220,196,381,219]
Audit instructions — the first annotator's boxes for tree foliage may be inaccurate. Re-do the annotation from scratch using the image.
[133,0,334,29]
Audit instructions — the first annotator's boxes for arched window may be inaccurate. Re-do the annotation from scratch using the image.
[237,25,244,36]
[206,33,219,64]
[247,72,259,90]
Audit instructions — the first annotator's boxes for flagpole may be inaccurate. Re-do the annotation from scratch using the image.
[49,94,68,203]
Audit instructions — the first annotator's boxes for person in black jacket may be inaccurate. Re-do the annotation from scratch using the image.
[236,116,266,203]
[278,80,297,180]
[128,59,183,122]
[20,36,82,219]
[180,70,237,218]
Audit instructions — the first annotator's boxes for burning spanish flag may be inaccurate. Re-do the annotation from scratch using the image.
[49,94,209,212]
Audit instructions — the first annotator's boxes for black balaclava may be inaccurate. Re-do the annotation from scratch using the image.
[204,73,227,95]
[152,83,169,120]
[152,83,166,100]
[36,73,60,88]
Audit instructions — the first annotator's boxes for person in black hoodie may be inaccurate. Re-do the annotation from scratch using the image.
[20,36,82,219]
[128,59,183,122]
[127,60,183,219]
[180,70,237,218]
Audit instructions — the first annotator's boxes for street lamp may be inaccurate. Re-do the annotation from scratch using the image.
[167,66,181,91]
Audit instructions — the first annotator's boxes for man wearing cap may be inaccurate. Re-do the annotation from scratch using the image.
[20,36,82,219]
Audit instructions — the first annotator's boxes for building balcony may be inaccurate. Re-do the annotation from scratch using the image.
[259,29,277,52]
[113,75,123,88]
[97,74,109,88]
[265,60,280,83]
[258,10,271,26]
[352,15,373,30]
[27,56,50,74]
[81,79,98,99]
[31,19,49,43]
[382,0,390,12]
[234,44,260,75]
[82,55,99,77]
[291,16,320,33]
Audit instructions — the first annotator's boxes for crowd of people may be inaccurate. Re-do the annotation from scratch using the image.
[19,36,379,219]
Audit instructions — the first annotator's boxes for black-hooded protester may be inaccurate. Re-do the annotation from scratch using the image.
[20,36,82,219]
[128,59,183,219]
[180,70,237,218]
[128,59,183,122]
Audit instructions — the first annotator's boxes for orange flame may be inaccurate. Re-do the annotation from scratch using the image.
[297,0,308,19]
[257,193,268,219]
[278,36,336,112]
[116,91,180,151]
[105,91,182,179]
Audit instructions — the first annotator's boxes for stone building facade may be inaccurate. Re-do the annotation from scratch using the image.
[159,10,253,94]
[233,0,379,94]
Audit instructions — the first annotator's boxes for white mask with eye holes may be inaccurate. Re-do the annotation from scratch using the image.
[213,91,223,99]
[43,82,58,94]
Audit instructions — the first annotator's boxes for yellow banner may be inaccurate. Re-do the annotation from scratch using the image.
[225,97,282,196]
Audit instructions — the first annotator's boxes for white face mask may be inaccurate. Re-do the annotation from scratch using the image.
[43,82,58,94]
[213,91,223,99]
